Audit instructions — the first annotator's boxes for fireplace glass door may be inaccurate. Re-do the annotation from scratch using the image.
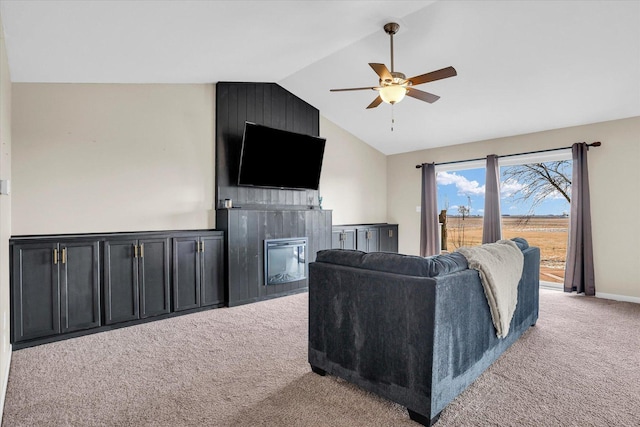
[264,238,307,285]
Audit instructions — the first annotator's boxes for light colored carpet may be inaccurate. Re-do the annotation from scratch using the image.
[3,289,639,426]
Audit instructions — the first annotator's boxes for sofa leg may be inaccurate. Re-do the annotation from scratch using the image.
[408,409,440,426]
[310,365,326,376]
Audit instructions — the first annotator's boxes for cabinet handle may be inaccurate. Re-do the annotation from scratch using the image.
[134,244,138,258]
[61,248,67,264]
[201,241,205,253]
[53,248,58,265]
[389,229,393,238]
[367,231,372,240]
[139,243,144,258]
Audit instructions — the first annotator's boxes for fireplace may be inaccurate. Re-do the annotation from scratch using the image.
[264,238,308,285]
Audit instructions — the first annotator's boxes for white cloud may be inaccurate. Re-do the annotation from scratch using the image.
[500,178,526,198]
[546,190,567,200]
[437,171,485,196]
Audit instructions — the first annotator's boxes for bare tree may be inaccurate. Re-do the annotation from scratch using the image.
[502,161,572,214]
[449,197,473,249]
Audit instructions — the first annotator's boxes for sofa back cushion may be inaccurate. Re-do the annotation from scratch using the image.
[315,249,468,278]
[315,238,530,278]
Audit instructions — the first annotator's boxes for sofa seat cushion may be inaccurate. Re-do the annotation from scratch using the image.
[315,249,468,278]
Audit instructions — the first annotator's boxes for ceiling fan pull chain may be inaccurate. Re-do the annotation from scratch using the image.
[391,105,395,132]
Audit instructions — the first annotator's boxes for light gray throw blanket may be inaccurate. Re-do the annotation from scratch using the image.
[457,240,524,338]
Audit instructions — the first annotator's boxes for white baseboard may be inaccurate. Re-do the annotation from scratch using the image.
[539,283,639,304]
[0,343,11,426]
[596,292,640,304]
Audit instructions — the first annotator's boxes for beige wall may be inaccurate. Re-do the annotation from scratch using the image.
[12,84,215,234]
[319,116,387,225]
[388,116,640,300]
[0,13,12,422]
[11,87,388,235]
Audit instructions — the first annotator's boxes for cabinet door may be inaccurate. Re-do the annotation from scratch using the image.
[11,242,60,341]
[60,241,100,333]
[173,237,201,311]
[331,230,342,249]
[201,235,224,307]
[104,240,139,324]
[342,229,356,250]
[379,225,399,253]
[356,228,379,252]
[139,238,170,318]
[333,228,357,250]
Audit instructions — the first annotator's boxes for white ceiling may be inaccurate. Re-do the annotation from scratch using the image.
[1,0,639,155]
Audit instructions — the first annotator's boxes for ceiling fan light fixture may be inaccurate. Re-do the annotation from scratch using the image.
[379,84,407,105]
[329,22,456,110]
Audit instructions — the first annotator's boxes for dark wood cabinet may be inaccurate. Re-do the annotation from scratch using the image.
[103,237,170,324]
[332,223,399,253]
[172,233,224,311]
[356,227,379,252]
[11,240,100,342]
[331,227,356,250]
[11,229,223,349]
[60,241,101,333]
[379,224,399,253]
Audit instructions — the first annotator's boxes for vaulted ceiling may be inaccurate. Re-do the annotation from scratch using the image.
[1,0,638,155]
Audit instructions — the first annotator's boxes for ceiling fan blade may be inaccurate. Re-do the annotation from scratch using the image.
[366,96,383,109]
[369,63,393,82]
[406,88,440,104]
[330,86,378,92]
[408,66,457,86]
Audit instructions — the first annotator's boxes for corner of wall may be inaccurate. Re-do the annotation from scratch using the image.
[0,12,13,423]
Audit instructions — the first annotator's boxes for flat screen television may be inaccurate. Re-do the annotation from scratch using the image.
[237,122,326,191]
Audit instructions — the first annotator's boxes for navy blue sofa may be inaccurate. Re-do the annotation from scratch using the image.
[308,238,540,425]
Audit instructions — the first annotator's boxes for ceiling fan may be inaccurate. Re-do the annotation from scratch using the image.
[330,22,457,109]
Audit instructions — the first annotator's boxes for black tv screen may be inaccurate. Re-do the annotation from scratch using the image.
[237,122,326,191]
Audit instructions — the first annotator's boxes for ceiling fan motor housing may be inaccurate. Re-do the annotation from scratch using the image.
[383,22,400,35]
[380,71,411,85]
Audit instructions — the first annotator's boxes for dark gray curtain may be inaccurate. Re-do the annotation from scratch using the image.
[564,143,595,295]
[482,154,502,243]
[420,163,439,257]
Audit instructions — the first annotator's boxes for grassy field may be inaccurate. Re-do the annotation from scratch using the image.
[442,216,569,283]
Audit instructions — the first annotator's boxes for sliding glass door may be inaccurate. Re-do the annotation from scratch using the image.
[435,151,572,286]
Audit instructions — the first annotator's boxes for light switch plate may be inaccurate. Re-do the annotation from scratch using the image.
[0,179,10,195]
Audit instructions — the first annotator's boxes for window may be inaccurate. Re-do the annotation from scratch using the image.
[436,150,572,286]
[436,163,486,250]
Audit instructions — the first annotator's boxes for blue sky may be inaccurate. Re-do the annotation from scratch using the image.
[436,165,571,216]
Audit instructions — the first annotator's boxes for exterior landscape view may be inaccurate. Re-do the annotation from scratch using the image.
[442,215,568,284]
[437,160,572,284]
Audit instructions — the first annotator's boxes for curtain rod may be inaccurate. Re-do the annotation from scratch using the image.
[415,141,601,169]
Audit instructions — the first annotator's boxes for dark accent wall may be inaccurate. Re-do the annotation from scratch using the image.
[215,82,332,306]
[215,82,321,209]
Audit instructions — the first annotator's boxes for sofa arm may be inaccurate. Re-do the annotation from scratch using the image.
[308,261,439,414]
